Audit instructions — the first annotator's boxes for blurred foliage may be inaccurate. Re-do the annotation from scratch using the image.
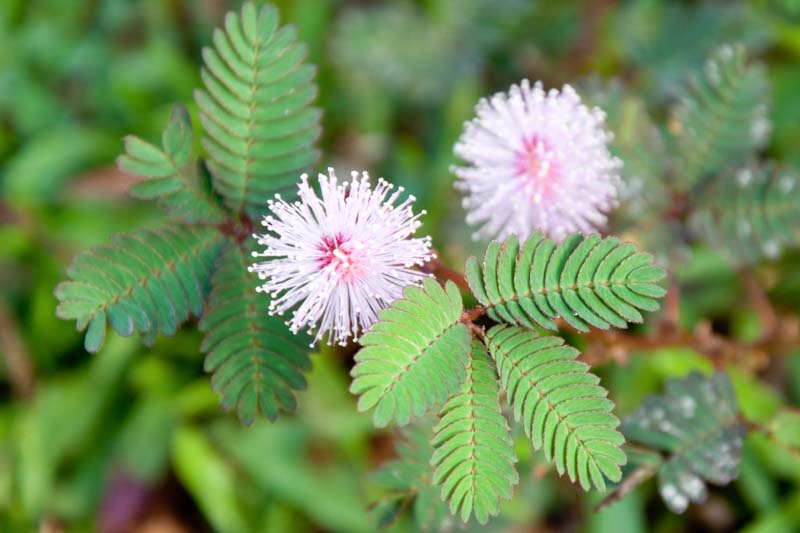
[5,0,800,531]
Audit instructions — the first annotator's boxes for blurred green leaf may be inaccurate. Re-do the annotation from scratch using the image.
[16,335,138,516]
[171,425,249,533]
[2,127,117,206]
[115,397,174,482]
[621,371,745,513]
[370,424,451,531]
[729,367,782,424]
[213,420,373,533]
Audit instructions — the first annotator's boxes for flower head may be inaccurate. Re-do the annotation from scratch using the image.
[453,80,622,242]
[250,169,433,346]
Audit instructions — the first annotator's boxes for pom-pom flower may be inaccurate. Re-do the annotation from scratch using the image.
[452,80,622,242]
[250,169,433,346]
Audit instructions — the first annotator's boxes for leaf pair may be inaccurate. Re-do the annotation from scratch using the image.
[604,44,784,264]
[351,280,513,524]
[118,105,225,224]
[430,326,628,523]
[351,233,663,524]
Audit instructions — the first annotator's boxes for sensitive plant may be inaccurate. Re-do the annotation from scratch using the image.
[46,1,800,530]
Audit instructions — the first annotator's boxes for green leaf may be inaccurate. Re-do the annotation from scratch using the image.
[54,226,224,352]
[2,126,117,207]
[350,279,472,427]
[16,336,138,517]
[768,410,800,452]
[115,396,174,482]
[171,425,249,533]
[213,420,373,532]
[673,43,770,190]
[370,424,451,531]
[485,325,626,492]
[118,104,225,224]
[330,2,470,104]
[691,162,800,266]
[431,340,518,524]
[371,425,435,492]
[200,242,312,425]
[466,233,666,333]
[582,78,670,219]
[196,1,321,218]
[621,371,745,513]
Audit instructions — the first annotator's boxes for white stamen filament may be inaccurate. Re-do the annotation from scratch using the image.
[251,169,433,346]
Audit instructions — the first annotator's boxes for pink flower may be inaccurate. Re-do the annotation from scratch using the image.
[453,80,621,242]
[250,169,433,346]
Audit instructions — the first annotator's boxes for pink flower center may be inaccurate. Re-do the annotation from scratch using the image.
[513,135,560,202]
[317,233,365,282]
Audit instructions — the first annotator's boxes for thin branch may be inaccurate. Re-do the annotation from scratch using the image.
[742,270,778,340]
[461,306,486,322]
[594,463,658,513]
[422,247,798,370]
[661,271,681,332]
[425,253,471,292]
[0,301,36,399]
[579,314,800,370]
[466,321,485,339]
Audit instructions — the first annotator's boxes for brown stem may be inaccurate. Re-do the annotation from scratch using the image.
[466,321,486,339]
[424,253,470,292]
[461,307,486,322]
[421,248,797,371]
[742,270,778,341]
[568,0,614,69]
[219,212,255,243]
[578,309,799,371]
[573,271,800,369]
[662,272,681,332]
[594,463,658,513]
[0,302,35,399]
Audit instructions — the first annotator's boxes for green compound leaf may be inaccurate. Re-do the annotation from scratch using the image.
[584,79,669,212]
[621,371,745,513]
[691,162,800,266]
[199,242,312,425]
[370,424,451,531]
[350,279,472,428]
[196,1,321,218]
[371,425,434,492]
[673,43,770,191]
[330,2,471,104]
[55,226,224,353]
[431,340,518,525]
[466,233,666,333]
[621,372,745,513]
[485,325,626,492]
[118,104,225,224]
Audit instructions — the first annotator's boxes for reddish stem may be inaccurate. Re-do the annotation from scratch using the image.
[425,254,471,292]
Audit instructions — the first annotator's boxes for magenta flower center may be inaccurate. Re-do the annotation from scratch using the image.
[514,135,560,202]
[317,233,365,281]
